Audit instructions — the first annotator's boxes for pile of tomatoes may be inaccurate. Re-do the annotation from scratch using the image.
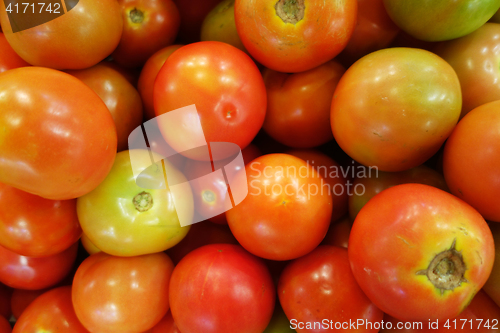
[0,0,500,332]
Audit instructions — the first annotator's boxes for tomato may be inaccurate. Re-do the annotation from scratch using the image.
[12,286,88,333]
[0,33,29,73]
[77,150,192,256]
[263,303,295,333]
[0,284,11,320]
[349,184,495,321]
[331,48,462,172]
[262,60,345,148]
[0,67,117,200]
[234,0,357,73]
[99,61,141,87]
[279,245,384,333]
[348,164,449,220]
[66,62,144,152]
[433,23,500,118]
[112,0,180,68]
[226,154,332,260]
[169,244,275,333]
[0,183,81,257]
[80,233,101,256]
[0,0,122,69]
[338,0,399,65]
[173,0,221,43]
[0,316,9,333]
[382,0,500,41]
[154,41,266,160]
[137,45,182,120]
[0,242,78,290]
[484,222,500,307]
[145,310,180,333]
[443,101,500,222]
[10,288,47,319]
[321,215,352,248]
[72,252,174,333]
[200,0,246,53]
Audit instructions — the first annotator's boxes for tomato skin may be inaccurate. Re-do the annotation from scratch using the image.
[72,252,174,333]
[263,61,345,148]
[173,0,221,44]
[66,63,144,152]
[80,233,101,256]
[443,101,500,222]
[349,184,495,321]
[383,0,500,42]
[0,284,11,320]
[226,154,332,261]
[77,150,192,257]
[154,41,266,160]
[145,310,181,333]
[0,0,123,69]
[10,288,47,319]
[0,242,78,290]
[279,246,383,333]
[169,244,275,333]
[331,48,461,172]
[112,0,180,68]
[434,23,500,118]
[321,215,352,248]
[0,184,81,257]
[0,33,29,73]
[484,222,500,307]
[234,0,357,73]
[12,286,89,333]
[0,67,117,200]
[0,316,9,333]
[137,45,182,120]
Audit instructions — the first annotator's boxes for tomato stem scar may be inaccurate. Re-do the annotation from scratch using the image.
[133,191,153,212]
[129,8,144,24]
[275,0,305,25]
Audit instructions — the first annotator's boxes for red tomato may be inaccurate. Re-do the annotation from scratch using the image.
[0,67,117,200]
[349,184,495,321]
[0,242,78,290]
[112,0,180,68]
[0,33,29,73]
[137,45,182,120]
[145,310,181,333]
[173,0,221,43]
[262,60,345,148]
[226,154,333,260]
[279,245,384,333]
[0,284,11,320]
[72,252,174,333]
[321,215,352,248]
[234,0,357,73]
[331,47,462,172]
[0,316,9,333]
[66,63,144,152]
[169,244,275,333]
[0,0,122,69]
[12,286,89,333]
[484,222,500,307]
[443,100,500,222]
[154,41,266,160]
[10,288,47,319]
[0,184,81,257]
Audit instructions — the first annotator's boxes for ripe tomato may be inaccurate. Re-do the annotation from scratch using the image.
[263,60,345,148]
[173,0,221,43]
[80,233,101,256]
[137,45,182,120]
[234,0,357,73]
[169,244,275,333]
[13,286,89,333]
[10,288,47,319]
[154,41,266,160]
[484,222,500,307]
[443,101,500,222]
[331,48,461,172]
[0,316,9,333]
[0,67,117,200]
[321,215,352,248]
[0,284,11,320]
[349,184,495,321]
[0,183,81,257]
[0,242,78,290]
[112,0,180,68]
[0,33,29,73]
[66,62,144,152]
[77,150,192,256]
[72,252,174,333]
[0,0,123,69]
[382,0,500,41]
[145,310,180,333]
[279,246,384,333]
[226,154,332,260]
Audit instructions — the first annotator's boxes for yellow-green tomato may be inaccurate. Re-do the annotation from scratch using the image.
[77,150,193,256]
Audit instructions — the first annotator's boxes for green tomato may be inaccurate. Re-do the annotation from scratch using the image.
[77,149,193,256]
[383,0,500,41]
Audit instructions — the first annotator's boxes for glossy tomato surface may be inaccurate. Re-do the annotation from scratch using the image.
[483,222,500,307]
[0,183,81,257]
[349,184,495,321]
[331,47,461,172]
[0,33,29,73]
[72,252,174,333]
[0,67,117,200]
[10,288,47,320]
[169,244,275,333]
[0,0,123,69]
[279,246,383,333]
[235,0,357,72]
